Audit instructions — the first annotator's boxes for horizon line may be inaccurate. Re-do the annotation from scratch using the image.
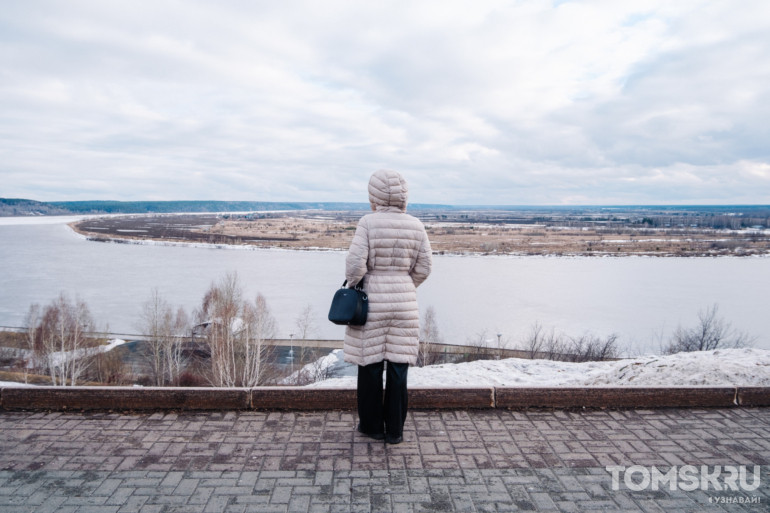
[3,198,769,209]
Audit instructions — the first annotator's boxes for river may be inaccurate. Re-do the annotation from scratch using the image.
[0,216,768,353]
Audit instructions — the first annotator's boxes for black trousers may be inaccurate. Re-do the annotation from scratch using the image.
[357,361,409,437]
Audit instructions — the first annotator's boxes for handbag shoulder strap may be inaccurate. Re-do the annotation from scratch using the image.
[343,277,365,290]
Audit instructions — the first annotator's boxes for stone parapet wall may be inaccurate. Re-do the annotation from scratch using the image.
[2,385,769,411]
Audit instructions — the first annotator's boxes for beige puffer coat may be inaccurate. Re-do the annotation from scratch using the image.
[343,170,432,366]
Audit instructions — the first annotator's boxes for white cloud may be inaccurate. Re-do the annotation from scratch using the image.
[0,0,768,204]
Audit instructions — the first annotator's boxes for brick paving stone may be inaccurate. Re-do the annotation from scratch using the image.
[1,408,769,511]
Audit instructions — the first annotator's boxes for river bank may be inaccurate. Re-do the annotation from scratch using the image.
[70,212,770,257]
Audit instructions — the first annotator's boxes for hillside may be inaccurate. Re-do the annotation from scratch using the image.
[1,198,463,216]
[3,199,371,215]
[0,198,71,216]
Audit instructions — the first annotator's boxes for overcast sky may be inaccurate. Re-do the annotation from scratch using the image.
[1,1,769,205]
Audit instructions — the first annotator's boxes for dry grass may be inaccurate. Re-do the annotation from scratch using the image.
[215,217,356,250]
[0,370,52,385]
[72,214,770,257]
[0,331,27,348]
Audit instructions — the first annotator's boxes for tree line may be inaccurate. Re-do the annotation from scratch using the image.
[16,276,753,386]
[20,273,325,387]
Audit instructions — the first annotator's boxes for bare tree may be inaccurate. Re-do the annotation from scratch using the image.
[198,273,242,387]
[23,303,43,372]
[542,330,568,360]
[522,322,556,359]
[197,273,278,387]
[25,294,97,386]
[418,306,444,367]
[664,304,753,354]
[139,289,189,386]
[294,304,316,340]
[140,289,167,386]
[292,304,317,377]
[563,333,619,362]
[85,347,133,385]
[521,324,617,362]
[291,352,336,386]
[167,306,189,384]
[240,293,277,387]
[459,330,496,363]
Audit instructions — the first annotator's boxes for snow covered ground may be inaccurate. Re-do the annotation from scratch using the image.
[302,348,770,388]
[24,338,128,370]
[0,339,130,387]
[3,345,768,388]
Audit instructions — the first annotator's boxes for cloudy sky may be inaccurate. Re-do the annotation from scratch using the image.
[1,1,769,205]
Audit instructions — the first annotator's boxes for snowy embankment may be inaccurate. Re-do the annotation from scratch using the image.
[1,339,128,387]
[43,338,127,369]
[302,348,770,388]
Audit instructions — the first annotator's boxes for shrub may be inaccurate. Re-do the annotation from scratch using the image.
[664,304,753,354]
[178,371,209,387]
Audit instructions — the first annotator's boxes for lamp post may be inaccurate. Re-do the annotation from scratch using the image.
[497,332,502,360]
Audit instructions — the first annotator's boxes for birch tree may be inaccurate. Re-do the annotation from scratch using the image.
[197,273,277,387]
[23,303,43,372]
[239,293,276,387]
[291,304,317,379]
[418,306,443,367]
[139,289,189,386]
[25,294,97,386]
[294,304,316,340]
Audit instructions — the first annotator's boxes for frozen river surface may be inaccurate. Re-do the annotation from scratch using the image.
[0,217,768,353]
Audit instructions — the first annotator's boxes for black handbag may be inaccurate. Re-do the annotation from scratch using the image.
[328,279,368,326]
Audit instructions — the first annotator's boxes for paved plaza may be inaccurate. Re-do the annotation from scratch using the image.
[0,407,768,512]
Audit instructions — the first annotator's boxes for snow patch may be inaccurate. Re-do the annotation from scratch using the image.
[0,381,34,387]
[32,338,127,369]
[306,348,770,388]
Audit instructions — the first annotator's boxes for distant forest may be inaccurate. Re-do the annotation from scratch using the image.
[1,198,469,216]
[2,197,769,225]
[0,198,368,215]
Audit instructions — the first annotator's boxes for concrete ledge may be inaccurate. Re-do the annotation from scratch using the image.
[1,386,251,411]
[251,387,357,410]
[737,387,770,406]
[0,385,758,411]
[409,387,494,409]
[495,387,737,409]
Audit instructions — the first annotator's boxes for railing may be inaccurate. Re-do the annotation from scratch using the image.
[1,327,621,361]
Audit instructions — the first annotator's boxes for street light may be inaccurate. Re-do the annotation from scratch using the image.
[497,332,502,359]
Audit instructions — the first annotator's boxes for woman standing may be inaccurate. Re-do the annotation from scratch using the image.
[343,169,432,444]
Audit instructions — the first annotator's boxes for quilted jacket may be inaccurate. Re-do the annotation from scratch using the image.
[343,169,433,366]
